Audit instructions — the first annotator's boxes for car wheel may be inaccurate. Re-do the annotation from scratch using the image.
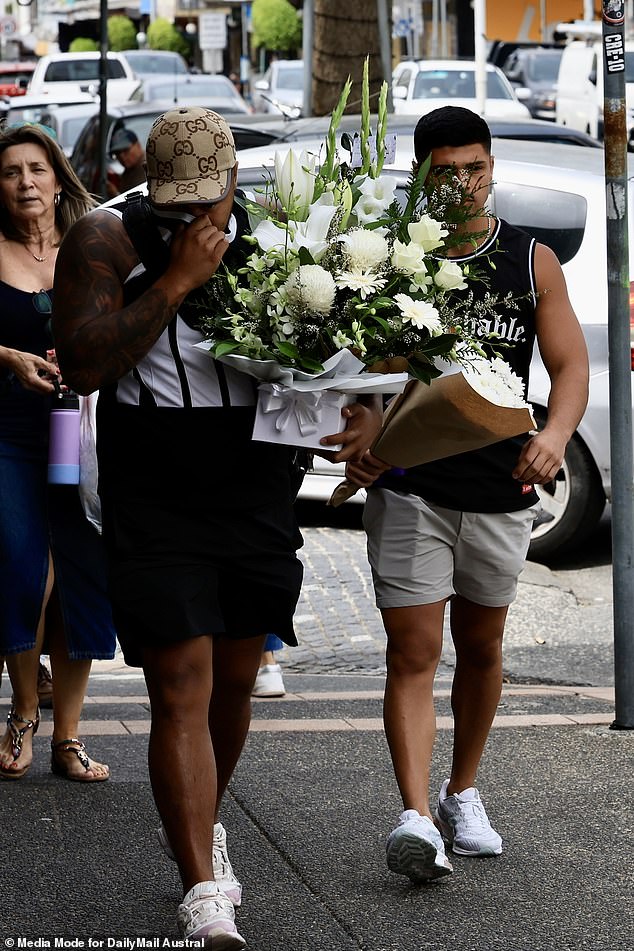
[528,428,605,562]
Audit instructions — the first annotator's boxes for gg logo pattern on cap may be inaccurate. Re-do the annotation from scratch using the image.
[146,107,237,205]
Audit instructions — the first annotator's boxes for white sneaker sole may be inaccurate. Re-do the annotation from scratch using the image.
[435,815,503,856]
[386,829,453,883]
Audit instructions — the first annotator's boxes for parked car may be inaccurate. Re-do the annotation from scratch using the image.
[253,59,304,117]
[0,91,97,131]
[392,59,531,120]
[119,49,189,80]
[233,136,634,559]
[37,102,100,156]
[234,113,601,150]
[130,73,252,114]
[0,61,36,97]
[556,39,634,144]
[502,46,563,121]
[27,52,141,105]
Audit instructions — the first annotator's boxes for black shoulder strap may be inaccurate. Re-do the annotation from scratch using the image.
[121,191,170,279]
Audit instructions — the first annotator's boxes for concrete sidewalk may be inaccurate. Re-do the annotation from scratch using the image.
[1,527,629,949]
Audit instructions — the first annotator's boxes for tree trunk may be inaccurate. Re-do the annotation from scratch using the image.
[312,0,391,116]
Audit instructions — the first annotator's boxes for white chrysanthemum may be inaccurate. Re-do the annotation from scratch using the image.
[335,270,387,300]
[434,259,468,291]
[394,293,442,333]
[339,228,390,271]
[463,357,530,408]
[283,264,336,314]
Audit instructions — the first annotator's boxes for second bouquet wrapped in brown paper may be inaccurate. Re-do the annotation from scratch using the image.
[329,358,536,506]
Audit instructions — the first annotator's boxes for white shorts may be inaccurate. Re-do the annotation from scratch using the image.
[363,488,541,609]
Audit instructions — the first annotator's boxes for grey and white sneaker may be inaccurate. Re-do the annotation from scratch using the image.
[176,881,246,950]
[157,821,243,906]
[386,809,453,883]
[435,780,503,856]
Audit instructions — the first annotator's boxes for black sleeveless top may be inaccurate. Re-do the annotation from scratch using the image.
[378,218,540,513]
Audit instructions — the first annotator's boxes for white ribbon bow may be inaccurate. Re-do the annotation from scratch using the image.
[260,384,341,436]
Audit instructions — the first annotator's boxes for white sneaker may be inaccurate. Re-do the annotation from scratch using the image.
[157,821,243,906]
[176,881,246,950]
[435,780,503,856]
[386,810,453,883]
[251,663,285,698]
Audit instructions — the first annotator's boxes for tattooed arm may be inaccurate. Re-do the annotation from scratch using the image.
[52,209,230,395]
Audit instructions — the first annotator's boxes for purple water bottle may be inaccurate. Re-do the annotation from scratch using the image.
[48,389,80,484]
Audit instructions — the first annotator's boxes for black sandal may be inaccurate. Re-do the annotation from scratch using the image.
[51,738,110,783]
[0,707,40,781]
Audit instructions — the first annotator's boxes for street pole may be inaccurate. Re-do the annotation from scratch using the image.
[302,0,313,117]
[473,0,487,116]
[377,0,394,112]
[601,0,634,730]
[98,0,108,202]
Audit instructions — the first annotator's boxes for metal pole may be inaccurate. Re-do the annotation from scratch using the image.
[473,0,487,116]
[602,0,634,729]
[97,0,108,203]
[431,0,439,58]
[302,0,313,117]
[377,0,394,112]
[440,0,448,57]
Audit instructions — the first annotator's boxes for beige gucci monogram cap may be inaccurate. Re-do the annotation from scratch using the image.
[145,106,237,205]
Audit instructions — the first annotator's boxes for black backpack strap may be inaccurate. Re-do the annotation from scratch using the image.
[121,191,170,280]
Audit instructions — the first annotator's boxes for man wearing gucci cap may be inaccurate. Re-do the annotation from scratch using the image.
[52,106,381,946]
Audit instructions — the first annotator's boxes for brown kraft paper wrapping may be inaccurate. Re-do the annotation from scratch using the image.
[329,374,536,507]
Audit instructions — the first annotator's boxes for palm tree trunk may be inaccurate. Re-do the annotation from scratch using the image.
[312,0,392,115]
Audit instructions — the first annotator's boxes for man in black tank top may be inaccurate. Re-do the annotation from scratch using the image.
[346,107,589,884]
[52,107,382,947]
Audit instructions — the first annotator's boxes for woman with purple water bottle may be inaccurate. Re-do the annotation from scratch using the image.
[0,123,116,782]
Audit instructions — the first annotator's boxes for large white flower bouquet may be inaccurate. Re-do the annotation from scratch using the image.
[194,61,520,447]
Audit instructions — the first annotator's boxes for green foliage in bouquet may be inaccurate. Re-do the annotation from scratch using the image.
[195,58,517,384]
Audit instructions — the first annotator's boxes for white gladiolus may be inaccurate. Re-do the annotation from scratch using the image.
[283,264,337,315]
[434,259,468,291]
[274,149,317,220]
[407,215,449,252]
[339,228,390,271]
[394,293,442,333]
[353,175,398,224]
[463,357,530,408]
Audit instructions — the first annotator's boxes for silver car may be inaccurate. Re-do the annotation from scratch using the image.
[236,136,633,560]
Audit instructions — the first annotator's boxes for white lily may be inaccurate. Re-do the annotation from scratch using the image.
[274,149,317,221]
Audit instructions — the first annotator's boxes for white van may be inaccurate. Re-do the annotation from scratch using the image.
[27,52,140,105]
[556,39,634,144]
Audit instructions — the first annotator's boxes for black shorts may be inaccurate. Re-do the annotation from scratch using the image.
[97,404,304,667]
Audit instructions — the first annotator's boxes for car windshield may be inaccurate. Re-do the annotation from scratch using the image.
[147,78,236,100]
[525,51,562,82]
[412,69,512,100]
[44,60,127,81]
[275,66,303,90]
[125,53,187,75]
